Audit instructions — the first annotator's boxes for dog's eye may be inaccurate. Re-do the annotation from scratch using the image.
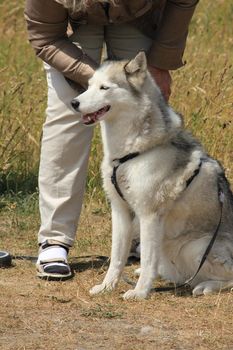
[100,85,109,90]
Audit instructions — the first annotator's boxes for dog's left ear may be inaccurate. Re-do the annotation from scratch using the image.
[124,51,147,90]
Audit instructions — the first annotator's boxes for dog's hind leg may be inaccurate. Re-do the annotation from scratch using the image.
[90,200,133,295]
[184,241,233,296]
[192,280,233,296]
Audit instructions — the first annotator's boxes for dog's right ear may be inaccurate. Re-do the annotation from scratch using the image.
[124,51,147,91]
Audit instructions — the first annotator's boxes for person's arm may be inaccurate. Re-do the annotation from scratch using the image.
[148,66,172,101]
[24,0,97,88]
[148,0,199,70]
[147,0,199,100]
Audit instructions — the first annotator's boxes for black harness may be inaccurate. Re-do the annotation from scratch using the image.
[111,152,139,201]
[110,152,224,292]
[111,152,202,201]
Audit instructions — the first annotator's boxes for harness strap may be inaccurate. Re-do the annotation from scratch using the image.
[111,154,202,201]
[186,161,202,188]
[111,165,125,200]
[111,152,140,200]
[115,152,140,165]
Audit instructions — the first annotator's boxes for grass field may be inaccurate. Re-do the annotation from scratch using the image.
[0,0,233,349]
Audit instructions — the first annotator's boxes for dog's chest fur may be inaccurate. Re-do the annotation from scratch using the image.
[101,137,205,217]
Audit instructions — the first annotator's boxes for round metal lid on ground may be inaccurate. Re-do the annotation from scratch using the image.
[0,251,12,268]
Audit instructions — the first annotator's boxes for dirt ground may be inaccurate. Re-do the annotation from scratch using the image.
[1,205,233,350]
[1,259,233,350]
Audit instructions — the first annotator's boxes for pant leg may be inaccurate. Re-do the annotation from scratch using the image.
[105,23,152,60]
[38,25,104,247]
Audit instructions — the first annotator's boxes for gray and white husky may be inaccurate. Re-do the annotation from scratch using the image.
[71,52,233,299]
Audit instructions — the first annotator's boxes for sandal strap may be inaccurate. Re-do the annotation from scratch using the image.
[38,246,68,265]
[40,241,69,253]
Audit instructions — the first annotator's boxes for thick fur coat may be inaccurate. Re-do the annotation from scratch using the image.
[72,52,233,299]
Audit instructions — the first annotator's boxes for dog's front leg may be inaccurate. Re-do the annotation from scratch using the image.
[123,213,163,300]
[90,201,132,295]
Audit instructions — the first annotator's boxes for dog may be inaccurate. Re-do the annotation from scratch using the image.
[71,52,233,299]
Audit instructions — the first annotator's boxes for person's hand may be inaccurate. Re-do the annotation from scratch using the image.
[148,66,172,101]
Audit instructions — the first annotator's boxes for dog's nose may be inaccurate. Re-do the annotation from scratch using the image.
[71,99,80,111]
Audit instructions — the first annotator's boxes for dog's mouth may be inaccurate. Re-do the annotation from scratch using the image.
[82,105,111,125]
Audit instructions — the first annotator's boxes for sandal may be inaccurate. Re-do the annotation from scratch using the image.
[36,245,73,281]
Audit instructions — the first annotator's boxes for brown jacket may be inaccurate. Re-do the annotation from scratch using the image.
[24,0,199,88]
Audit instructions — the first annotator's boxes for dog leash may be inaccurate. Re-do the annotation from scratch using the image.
[0,252,109,268]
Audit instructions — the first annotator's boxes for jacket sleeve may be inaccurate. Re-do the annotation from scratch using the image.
[24,0,97,87]
[147,0,199,70]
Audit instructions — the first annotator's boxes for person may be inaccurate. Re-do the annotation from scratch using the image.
[24,0,199,280]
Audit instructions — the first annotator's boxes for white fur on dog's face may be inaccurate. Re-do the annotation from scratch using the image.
[72,62,140,126]
[76,71,115,126]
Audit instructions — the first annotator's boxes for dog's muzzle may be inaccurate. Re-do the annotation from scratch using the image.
[71,98,111,125]
[81,105,111,125]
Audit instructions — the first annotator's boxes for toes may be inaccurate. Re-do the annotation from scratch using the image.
[192,281,221,297]
[193,286,213,297]
[123,289,148,300]
[192,285,205,297]
[89,279,118,296]
[202,287,215,296]
[89,284,106,296]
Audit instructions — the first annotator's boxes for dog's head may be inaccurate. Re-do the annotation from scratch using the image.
[71,51,151,126]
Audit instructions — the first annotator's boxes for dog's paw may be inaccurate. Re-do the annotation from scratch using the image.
[89,284,106,295]
[192,281,221,297]
[123,288,148,300]
[89,279,118,296]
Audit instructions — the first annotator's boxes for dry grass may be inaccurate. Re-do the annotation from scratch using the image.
[0,0,232,193]
[0,0,46,192]
[171,1,233,184]
[0,0,233,349]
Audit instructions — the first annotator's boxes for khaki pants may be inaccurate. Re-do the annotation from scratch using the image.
[39,24,152,247]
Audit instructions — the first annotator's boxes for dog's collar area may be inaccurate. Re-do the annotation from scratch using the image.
[111,152,140,201]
